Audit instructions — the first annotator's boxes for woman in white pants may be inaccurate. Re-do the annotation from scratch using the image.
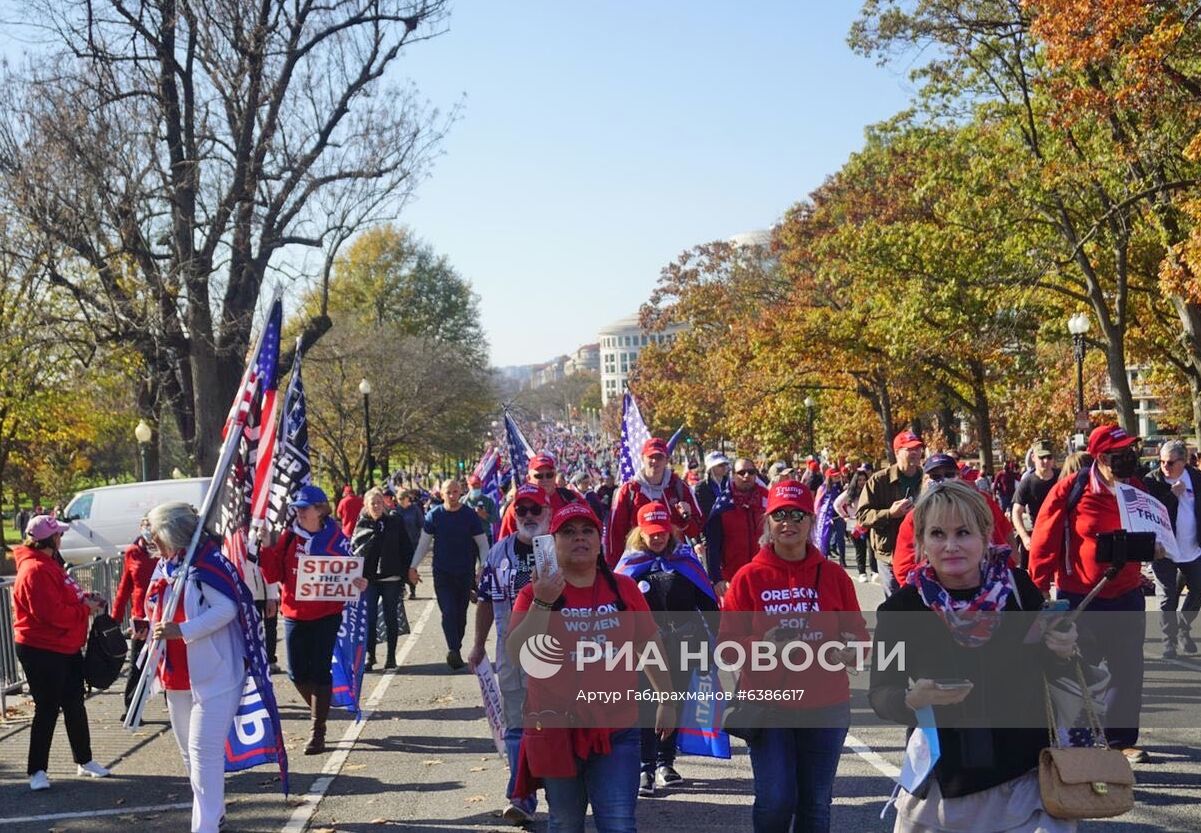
[145,502,248,833]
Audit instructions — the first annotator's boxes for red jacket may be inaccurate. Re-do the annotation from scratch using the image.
[718,484,769,582]
[12,545,91,654]
[892,492,1015,586]
[719,544,868,709]
[337,494,364,538]
[1028,471,1144,598]
[260,529,348,621]
[605,474,703,567]
[113,539,156,621]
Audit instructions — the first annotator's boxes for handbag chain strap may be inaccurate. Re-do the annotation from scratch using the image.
[1043,655,1109,750]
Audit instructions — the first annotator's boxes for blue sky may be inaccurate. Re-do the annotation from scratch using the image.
[0,2,916,367]
[395,2,916,366]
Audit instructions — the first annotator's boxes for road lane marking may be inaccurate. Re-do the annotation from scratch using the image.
[845,732,900,780]
[280,599,436,833]
[0,803,192,825]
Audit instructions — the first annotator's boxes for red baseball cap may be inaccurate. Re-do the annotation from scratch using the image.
[766,480,815,515]
[892,430,925,451]
[528,454,556,473]
[514,483,550,507]
[549,502,602,535]
[636,502,674,536]
[467,474,482,488]
[1087,425,1139,455]
[641,437,669,457]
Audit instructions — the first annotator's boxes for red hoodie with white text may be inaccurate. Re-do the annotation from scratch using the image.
[12,545,91,654]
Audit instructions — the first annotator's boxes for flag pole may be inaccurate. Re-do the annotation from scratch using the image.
[124,290,283,730]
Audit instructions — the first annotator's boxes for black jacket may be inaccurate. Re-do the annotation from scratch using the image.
[869,568,1068,799]
[352,510,415,580]
[1144,466,1201,550]
[694,477,725,520]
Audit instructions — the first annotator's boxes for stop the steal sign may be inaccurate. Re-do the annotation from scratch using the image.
[296,555,365,600]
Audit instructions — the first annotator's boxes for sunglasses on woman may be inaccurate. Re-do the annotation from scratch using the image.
[515,504,544,517]
[532,472,556,480]
[770,509,810,523]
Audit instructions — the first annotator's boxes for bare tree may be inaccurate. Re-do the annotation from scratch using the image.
[0,0,452,472]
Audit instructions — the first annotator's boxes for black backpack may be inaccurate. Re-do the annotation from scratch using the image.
[83,612,128,690]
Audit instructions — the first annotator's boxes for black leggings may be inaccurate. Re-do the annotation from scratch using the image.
[283,614,342,685]
[16,644,93,775]
[852,536,876,575]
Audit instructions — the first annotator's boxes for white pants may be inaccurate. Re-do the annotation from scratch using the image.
[166,687,242,833]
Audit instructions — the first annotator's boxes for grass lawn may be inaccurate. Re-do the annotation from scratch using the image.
[1,516,18,574]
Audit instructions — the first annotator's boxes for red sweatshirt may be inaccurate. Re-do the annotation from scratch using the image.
[1028,472,1144,599]
[336,494,364,538]
[717,484,769,582]
[605,474,702,567]
[12,546,91,654]
[113,539,156,622]
[719,544,868,709]
[893,493,1014,586]
[260,529,348,621]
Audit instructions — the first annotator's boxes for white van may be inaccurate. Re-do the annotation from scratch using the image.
[59,478,211,565]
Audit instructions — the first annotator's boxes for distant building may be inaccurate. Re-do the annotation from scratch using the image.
[531,356,569,388]
[565,343,600,376]
[598,313,686,405]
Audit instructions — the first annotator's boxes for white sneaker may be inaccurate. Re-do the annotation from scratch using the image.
[857,574,868,583]
[77,761,111,778]
[29,770,50,791]
[870,573,880,583]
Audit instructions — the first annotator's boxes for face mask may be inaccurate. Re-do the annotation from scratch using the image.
[469,488,482,499]
[140,529,153,543]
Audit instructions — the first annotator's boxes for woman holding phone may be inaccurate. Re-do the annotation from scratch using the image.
[870,480,1079,833]
[506,502,676,833]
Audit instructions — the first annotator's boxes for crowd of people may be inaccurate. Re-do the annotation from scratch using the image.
[6,417,1198,833]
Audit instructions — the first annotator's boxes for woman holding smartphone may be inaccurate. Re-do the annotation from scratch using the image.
[870,480,1079,833]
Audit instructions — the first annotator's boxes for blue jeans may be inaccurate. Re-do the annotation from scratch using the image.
[432,571,473,652]
[1057,587,1145,749]
[543,728,640,833]
[877,560,901,598]
[829,519,847,567]
[747,703,849,833]
[505,726,537,813]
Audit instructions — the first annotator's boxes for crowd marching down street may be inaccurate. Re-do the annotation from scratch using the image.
[7,300,1201,833]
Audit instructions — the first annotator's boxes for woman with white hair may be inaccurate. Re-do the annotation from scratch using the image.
[144,501,248,833]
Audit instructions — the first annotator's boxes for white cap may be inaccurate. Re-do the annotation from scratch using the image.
[704,451,731,471]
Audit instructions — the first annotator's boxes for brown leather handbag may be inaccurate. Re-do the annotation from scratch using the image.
[1039,660,1135,820]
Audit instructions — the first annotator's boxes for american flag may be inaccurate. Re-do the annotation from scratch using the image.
[264,339,312,534]
[473,446,502,506]
[619,392,651,484]
[213,300,282,575]
[504,411,534,479]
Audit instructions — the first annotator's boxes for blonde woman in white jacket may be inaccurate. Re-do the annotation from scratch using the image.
[145,502,248,833]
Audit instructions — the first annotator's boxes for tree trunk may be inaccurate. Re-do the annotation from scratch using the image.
[1170,295,1201,446]
[1101,334,1137,432]
[970,361,995,475]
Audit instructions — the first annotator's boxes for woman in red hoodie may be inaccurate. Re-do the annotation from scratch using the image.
[260,485,366,754]
[720,481,867,833]
[12,515,110,791]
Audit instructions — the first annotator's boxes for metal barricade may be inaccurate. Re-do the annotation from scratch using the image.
[1,578,21,716]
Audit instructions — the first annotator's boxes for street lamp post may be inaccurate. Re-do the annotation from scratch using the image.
[359,378,374,487]
[134,420,152,482]
[1068,313,1091,445]
[803,396,816,456]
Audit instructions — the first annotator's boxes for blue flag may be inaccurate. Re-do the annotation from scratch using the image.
[665,424,686,455]
[619,392,651,484]
[504,411,535,480]
[332,593,369,721]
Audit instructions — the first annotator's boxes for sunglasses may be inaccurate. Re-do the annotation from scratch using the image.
[532,472,556,480]
[770,509,810,523]
[735,469,758,477]
[515,504,544,517]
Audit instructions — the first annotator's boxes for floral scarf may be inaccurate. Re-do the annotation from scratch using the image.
[911,546,1015,648]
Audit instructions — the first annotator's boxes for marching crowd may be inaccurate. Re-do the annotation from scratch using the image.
[6,420,1199,833]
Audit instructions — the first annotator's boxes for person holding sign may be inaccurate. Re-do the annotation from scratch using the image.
[1145,440,1201,659]
[1028,425,1151,764]
[261,485,367,754]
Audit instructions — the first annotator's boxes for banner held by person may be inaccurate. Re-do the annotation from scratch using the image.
[473,653,507,757]
[1117,483,1180,560]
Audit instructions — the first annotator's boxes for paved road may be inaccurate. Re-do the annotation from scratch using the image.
[1,570,1199,832]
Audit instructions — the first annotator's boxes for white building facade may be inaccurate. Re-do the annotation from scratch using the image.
[598,314,685,405]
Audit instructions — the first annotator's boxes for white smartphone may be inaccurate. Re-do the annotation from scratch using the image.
[533,534,559,577]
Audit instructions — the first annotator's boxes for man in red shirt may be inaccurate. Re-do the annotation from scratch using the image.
[113,519,157,714]
[606,438,702,567]
[496,454,584,540]
[1028,424,1150,764]
[336,486,364,538]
